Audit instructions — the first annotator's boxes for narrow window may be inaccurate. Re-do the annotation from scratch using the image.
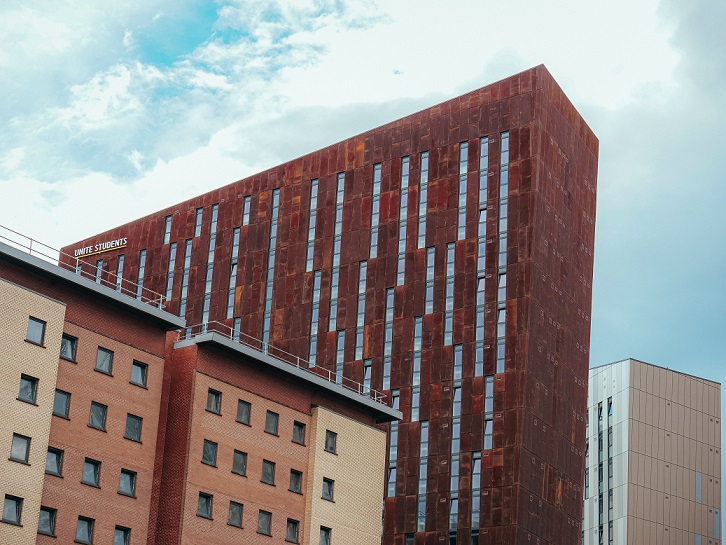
[237,400,251,425]
[320,527,332,545]
[484,418,493,450]
[261,460,276,485]
[131,360,148,387]
[262,190,280,344]
[10,433,30,463]
[17,374,38,404]
[125,414,143,442]
[306,180,319,271]
[383,287,394,389]
[53,389,71,418]
[418,151,429,248]
[2,495,23,525]
[228,501,243,528]
[289,469,303,493]
[324,430,337,453]
[115,254,124,292]
[201,203,219,328]
[94,259,103,283]
[322,477,334,501]
[114,526,131,545]
[38,506,56,536]
[242,196,251,225]
[308,269,322,367]
[194,207,203,237]
[292,421,306,445]
[417,421,429,531]
[26,316,46,346]
[232,450,247,476]
[165,241,177,302]
[265,410,279,435]
[335,330,345,384]
[370,164,381,258]
[88,402,107,431]
[119,469,136,497]
[75,516,95,544]
[197,492,213,519]
[355,261,367,360]
[363,359,372,394]
[163,214,172,244]
[458,141,468,240]
[45,447,64,476]
[60,333,77,361]
[95,346,114,375]
[179,239,192,318]
[202,440,218,466]
[206,388,222,414]
[286,519,300,543]
[82,458,101,487]
[397,156,410,285]
[135,249,147,300]
[227,227,241,319]
[258,510,272,535]
[329,174,345,330]
[425,247,435,314]
[444,242,455,345]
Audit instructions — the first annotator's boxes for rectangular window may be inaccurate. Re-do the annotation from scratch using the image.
[406,534,415,545]
[322,477,335,501]
[179,239,192,317]
[262,190,280,344]
[82,458,100,487]
[450,497,459,531]
[363,359,372,394]
[45,447,63,476]
[164,215,172,244]
[320,526,332,545]
[458,141,468,240]
[413,317,422,386]
[114,526,130,545]
[243,196,251,225]
[306,179,319,271]
[258,510,272,535]
[26,316,46,346]
[485,376,494,418]
[411,387,420,422]
[425,247,435,314]
[329,174,345,330]
[289,469,303,493]
[207,388,222,414]
[227,227,240,318]
[715,509,720,539]
[229,501,243,528]
[94,259,103,283]
[397,156,410,285]
[308,269,322,367]
[2,495,22,525]
[335,330,345,384]
[444,242,455,345]
[195,207,203,237]
[233,317,241,341]
[370,163,381,258]
[454,344,463,381]
[115,254,124,292]
[125,414,142,442]
[261,460,276,485]
[355,261,367,359]
[237,400,251,425]
[197,492,213,519]
[95,347,114,375]
[325,430,337,453]
[131,360,148,387]
[232,450,247,476]
[418,421,429,531]
[60,333,77,361]
[75,516,94,544]
[17,374,38,404]
[53,389,70,418]
[89,401,107,430]
[265,410,279,435]
[165,241,177,301]
[119,469,136,497]
[471,451,482,529]
[202,439,218,466]
[292,421,306,445]
[387,465,397,497]
[202,203,219,328]
[10,433,30,463]
[136,249,147,300]
[418,151,429,248]
[484,418,493,450]
[286,518,300,543]
[383,287,394,389]
[496,308,506,373]
[38,506,56,536]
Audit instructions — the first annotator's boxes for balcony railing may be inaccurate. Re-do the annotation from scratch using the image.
[179,321,387,405]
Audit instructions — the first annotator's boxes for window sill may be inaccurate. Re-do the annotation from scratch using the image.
[205,409,222,416]
[322,497,335,503]
[261,481,276,487]
[285,539,299,543]
[87,425,107,433]
[129,381,148,389]
[8,458,30,466]
[196,514,213,520]
[236,420,251,427]
[264,431,279,437]
[228,523,243,529]
[38,531,56,537]
[16,397,38,406]
[81,481,100,489]
[25,339,45,348]
[257,531,272,537]
[1,519,22,527]
[75,540,93,544]
[60,356,77,364]
[289,489,303,495]
[323,449,338,456]
[231,471,247,477]
[123,436,142,444]
[201,461,217,468]
[45,471,63,478]
[292,440,305,447]
[118,491,136,499]
[53,413,70,421]
[94,369,113,377]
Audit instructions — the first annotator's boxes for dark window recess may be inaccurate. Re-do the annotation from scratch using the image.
[60,334,77,361]
[26,316,46,345]
[207,389,222,414]
[237,400,251,424]
[131,361,148,387]
[232,450,247,476]
[53,389,70,418]
[75,516,95,544]
[10,433,30,464]
[292,421,306,444]
[202,440,218,466]
[82,458,100,487]
[2,495,23,525]
[18,374,38,404]
[322,477,334,501]
[125,414,143,442]
[45,447,64,476]
[261,460,275,485]
[325,430,337,453]
[95,347,114,375]
[289,469,303,493]
[114,526,131,545]
[265,410,279,435]
[197,492,213,519]
[286,518,300,543]
[258,510,272,535]
[89,401,107,430]
[38,506,57,536]
[228,501,243,528]
[119,469,136,497]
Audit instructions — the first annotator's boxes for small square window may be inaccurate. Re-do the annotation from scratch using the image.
[2,495,22,525]
[292,421,306,445]
[265,410,279,435]
[75,516,94,544]
[202,439,218,466]
[258,510,272,535]
[320,526,332,545]
[26,316,46,346]
[82,458,101,487]
[232,450,247,476]
[89,401,107,430]
[228,501,243,528]
[53,389,70,418]
[286,518,300,543]
[289,469,303,493]
[18,374,38,404]
[60,333,77,361]
[45,447,64,476]
[95,347,114,375]
[119,469,136,497]
[114,526,130,545]
[131,361,148,387]
[322,477,334,501]
[237,400,251,425]
[38,506,56,536]
[207,388,222,414]
[10,433,30,464]
[324,430,337,453]
[197,492,213,519]
[261,459,276,485]
[125,414,143,442]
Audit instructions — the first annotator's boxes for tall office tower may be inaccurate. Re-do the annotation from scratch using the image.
[583,359,721,545]
[62,65,599,545]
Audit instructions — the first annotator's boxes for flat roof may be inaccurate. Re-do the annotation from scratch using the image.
[0,241,186,330]
[175,332,402,423]
[590,357,721,386]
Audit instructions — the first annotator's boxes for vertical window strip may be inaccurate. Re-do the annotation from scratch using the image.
[95,259,103,284]
[363,359,372,394]
[387,390,400,497]
[355,261,367,360]
[135,250,146,300]
[335,330,345,384]
[417,421,429,532]
[233,317,241,341]
[425,247,435,314]
[475,136,489,377]
[308,271,322,367]
[262,190,280,345]
[329,174,344,331]
[418,152,429,248]
[496,132,509,373]
[458,142,468,240]
[396,157,410,285]
[306,179,319,272]
[165,242,177,302]
[179,239,192,317]
[484,374,494,449]
[412,315,422,417]
[382,287,394,390]
[444,242,455,345]
[370,164,381,258]
[194,208,203,237]
[471,451,482,530]
[242,196,251,226]
[115,254,124,292]
[227,228,240,319]
[475,276,485,376]
[164,215,172,244]
[450,344,463,532]
[202,204,219,328]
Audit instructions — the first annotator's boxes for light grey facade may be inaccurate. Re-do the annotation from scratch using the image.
[583,358,721,545]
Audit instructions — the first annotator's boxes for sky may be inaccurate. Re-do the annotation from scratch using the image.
[1,0,724,394]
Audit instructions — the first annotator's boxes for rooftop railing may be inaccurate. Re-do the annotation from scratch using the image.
[179,321,388,406]
[0,224,167,309]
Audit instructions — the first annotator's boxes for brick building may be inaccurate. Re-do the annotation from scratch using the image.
[63,64,599,544]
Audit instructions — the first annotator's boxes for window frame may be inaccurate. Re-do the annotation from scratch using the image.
[232,449,247,476]
[114,525,131,545]
[265,410,279,435]
[38,506,57,536]
[130,360,148,388]
[197,492,213,519]
[82,458,101,487]
[75,516,95,544]
[289,469,303,494]
[237,399,251,425]
[292,421,306,445]
[324,430,337,454]
[258,510,272,536]
[320,526,332,545]
[2,494,23,526]
[286,518,300,543]
[95,346,114,375]
[119,469,137,497]
[17,374,39,404]
[53,389,71,419]
[322,477,335,501]
[60,333,78,362]
[45,447,64,476]
[88,401,108,431]
[26,316,46,346]
[10,433,31,464]
[206,388,222,415]
[228,501,243,528]
[202,439,218,467]
[124,413,143,442]
[261,459,276,485]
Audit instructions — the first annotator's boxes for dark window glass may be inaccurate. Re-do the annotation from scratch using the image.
[405,534,414,545]
[289,469,303,493]
[76,516,94,544]
[45,447,63,476]
[89,402,107,430]
[237,400,251,424]
[202,440,218,466]
[114,526,130,545]
[125,414,142,442]
[164,215,172,244]
[131,361,148,387]
[10,433,30,463]
[119,469,136,497]
[18,374,38,404]
[197,492,213,519]
[265,410,279,435]
[292,421,306,444]
[2,495,22,525]
[261,460,275,485]
[228,501,243,527]
[286,518,299,542]
[324,430,337,453]
[95,347,114,375]
[38,506,56,535]
[26,317,46,345]
[258,510,272,535]
[53,389,70,418]
[320,526,331,545]
[232,450,247,476]
[322,477,334,501]
[60,334,77,361]
[82,458,100,487]
[207,389,222,414]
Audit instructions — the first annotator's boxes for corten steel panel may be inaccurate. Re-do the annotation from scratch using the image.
[62,65,598,545]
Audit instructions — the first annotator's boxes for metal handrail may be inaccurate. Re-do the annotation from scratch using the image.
[0,224,167,309]
[179,321,388,406]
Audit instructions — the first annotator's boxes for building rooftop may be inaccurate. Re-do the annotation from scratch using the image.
[590,357,721,386]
